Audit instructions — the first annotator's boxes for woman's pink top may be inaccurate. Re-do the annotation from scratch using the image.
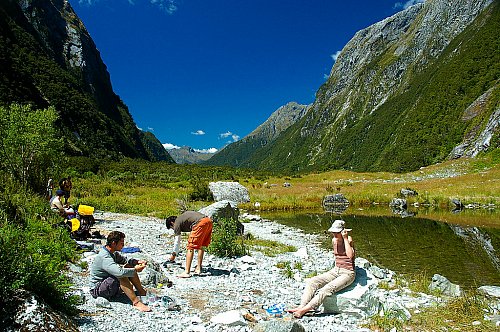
[333,238,355,271]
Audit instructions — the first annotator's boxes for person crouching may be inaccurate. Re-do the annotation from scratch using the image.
[89,231,151,312]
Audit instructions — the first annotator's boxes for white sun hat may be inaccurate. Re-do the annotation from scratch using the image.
[327,219,351,233]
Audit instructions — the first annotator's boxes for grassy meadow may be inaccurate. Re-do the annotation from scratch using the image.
[69,152,500,228]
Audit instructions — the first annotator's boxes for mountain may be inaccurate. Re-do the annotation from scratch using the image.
[207,102,309,167]
[139,131,175,162]
[168,146,214,164]
[0,0,173,162]
[212,0,500,173]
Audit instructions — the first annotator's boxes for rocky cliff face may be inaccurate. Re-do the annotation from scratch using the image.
[247,102,310,143]
[238,0,499,173]
[307,0,493,142]
[449,83,500,158]
[207,102,309,167]
[0,0,172,161]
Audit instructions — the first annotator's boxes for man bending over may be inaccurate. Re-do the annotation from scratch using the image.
[165,211,213,278]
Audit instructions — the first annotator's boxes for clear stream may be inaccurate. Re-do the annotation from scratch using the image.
[260,208,500,288]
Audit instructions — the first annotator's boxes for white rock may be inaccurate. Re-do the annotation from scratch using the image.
[238,255,257,265]
[210,310,247,326]
[95,297,111,309]
[294,247,308,259]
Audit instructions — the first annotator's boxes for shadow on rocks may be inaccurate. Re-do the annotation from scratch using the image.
[206,267,231,277]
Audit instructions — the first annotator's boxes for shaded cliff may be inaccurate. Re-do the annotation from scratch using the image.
[0,0,173,161]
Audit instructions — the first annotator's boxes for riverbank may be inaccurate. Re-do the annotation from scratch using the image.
[239,158,500,212]
[68,212,499,331]
[71,156,500,223]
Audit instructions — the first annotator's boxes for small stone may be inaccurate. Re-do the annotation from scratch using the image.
[95,297,111,308]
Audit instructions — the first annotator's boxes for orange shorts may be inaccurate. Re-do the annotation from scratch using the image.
[187,217,213,250]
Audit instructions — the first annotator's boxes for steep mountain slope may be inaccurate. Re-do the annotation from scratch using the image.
[207,102,309,167]
[232,0,500,173]
[0,0,172,161]
[139,131,175,162]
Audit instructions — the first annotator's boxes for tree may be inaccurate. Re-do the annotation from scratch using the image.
[0,104,62,192]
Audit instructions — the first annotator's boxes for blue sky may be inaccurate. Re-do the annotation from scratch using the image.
[73,0,424,153]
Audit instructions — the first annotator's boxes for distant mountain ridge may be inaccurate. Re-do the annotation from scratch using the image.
[208,0,499,173]
[0,0,173,162]
[168,146,214,164]
[207,102,309,167]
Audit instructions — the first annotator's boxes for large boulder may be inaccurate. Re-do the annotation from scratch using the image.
[322,194,349,213]
[199,200,244,235]
[389,198,407,209]
[199,200,239,220]
[2,290,79,332]
[400,188,418,197]
[209,182,250,203]
[477,285,500,298]
[429,274,462,297]
[322,266,379,315]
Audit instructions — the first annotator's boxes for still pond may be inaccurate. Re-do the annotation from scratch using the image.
[260,207,500,288]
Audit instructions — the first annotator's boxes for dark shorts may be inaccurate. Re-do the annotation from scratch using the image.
[90,276,120,300]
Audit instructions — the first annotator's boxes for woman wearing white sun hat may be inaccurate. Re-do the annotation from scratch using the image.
[288,219,356,318]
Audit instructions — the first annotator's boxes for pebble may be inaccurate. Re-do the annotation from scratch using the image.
[69,212,435,331]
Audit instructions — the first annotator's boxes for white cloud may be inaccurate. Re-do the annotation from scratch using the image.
[331,50,341,62]
[78,0,178,14]
[79,0,99,5]
[191,130,205,135]
[163,143,180,150]
[394,0,425,10]
[194,148,218,154]
[151,0,178,14]
[219,131,240,143]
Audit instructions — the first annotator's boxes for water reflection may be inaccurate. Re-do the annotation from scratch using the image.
[260,209,500,288]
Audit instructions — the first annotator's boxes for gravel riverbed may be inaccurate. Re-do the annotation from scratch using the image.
[70,212,372,332]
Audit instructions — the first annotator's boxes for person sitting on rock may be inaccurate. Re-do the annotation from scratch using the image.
[288,219,356,318]
[164,211,213,278]
[89,231,151,312]
[50,189,75,218]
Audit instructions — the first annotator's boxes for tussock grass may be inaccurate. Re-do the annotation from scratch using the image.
[406,291,495,331]
[240,157,500,227]
[370,272,497,331]
[245,235,297,257]
[68,155,498,229]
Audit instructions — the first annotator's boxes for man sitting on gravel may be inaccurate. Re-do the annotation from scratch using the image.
[164,211,213,278]
[89,231,151,312]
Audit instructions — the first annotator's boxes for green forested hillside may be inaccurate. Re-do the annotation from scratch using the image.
[139,131,175,162]
[0,0,171,161]
[217,1,500,173]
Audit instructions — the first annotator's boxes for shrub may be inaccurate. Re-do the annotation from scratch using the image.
[0,191,78,321]
[0,104,63,193]
[189,178,214,202]
[208,217,247,257]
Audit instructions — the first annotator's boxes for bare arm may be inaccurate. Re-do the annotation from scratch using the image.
[342,230,355,259]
